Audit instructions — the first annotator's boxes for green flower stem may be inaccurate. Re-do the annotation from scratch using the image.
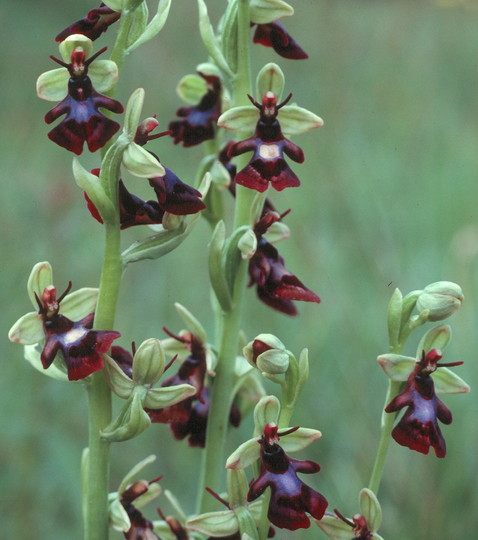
[85,221,122,540]
[109,4,137,76]
[368,379,401,495]
[198,259,248,512]
[198,1,252,512]
[233,0,254,230]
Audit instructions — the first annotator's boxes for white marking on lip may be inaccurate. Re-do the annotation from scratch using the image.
[259,144,280,160]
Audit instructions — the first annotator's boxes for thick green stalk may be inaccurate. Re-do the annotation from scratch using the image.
[367,379,401,494]
[85,222,122,540]
[198,0,252,511]
[368,342,404,494]
[198,260,248,512]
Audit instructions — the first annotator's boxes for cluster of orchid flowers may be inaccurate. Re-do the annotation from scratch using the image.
[9,1,472,539]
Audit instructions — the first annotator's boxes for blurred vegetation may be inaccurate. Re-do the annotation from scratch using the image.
[1,0,477,539]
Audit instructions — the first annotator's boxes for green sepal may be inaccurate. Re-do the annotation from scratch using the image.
[432,367,470,394]
[8,312,43,345]
[73,158,115,222]
[238,228,257,259]
[27,261,53,308]
[227,468,249,508]
[132,338,166,386]
[103,0,126,11]
[103,353,135,398]
[234,506,259,540]
[256,348,290,375]
[218,106,258,132]
[58,287,99,319]
[359,488,382,532]
[126,0,149,48]
[100,390,151,442]
[36,68,70,102]
[142,383,197,409]
[118,454,157,494]
[109,498,131,532]
[263,220,289,243]
[279,105,324,135]
[256,63,284,102]
[315,514,354,539]
[280,427,322,452]
[98,133,130,207]
[59,34,94,62]
[187,509,239,537]
[220,0,239,74]
[123,88,145,140]
[123,142,165,177]
[416,324,451,356]
[210,160,232,188]
[224,225,249,291]
[208,221,233,312]
[161,212,183,231]
[88,59,120,93]
[226,438,260,469]
[377,353,415,381]
[176,74,207,104]
[253,395,280,434]
[249,191,268,224]
[387,288,403,349]
[24,344,69,381]
[121,214,200,265]
[399,289,421,329]
[250,0,294,24]
[125,0,172,54]
[296,347,309,392]
[174,303,208,344]
[197,0,234,77]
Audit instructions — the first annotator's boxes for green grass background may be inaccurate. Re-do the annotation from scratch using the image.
[1,0,477,538]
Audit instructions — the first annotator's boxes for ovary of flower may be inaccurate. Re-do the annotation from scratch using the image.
[259,144,281,159]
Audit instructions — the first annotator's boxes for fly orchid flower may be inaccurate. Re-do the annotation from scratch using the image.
[316,488,384,540]
[226,395,326,531]
[8,262,120,381]
[385,349,465,458]
[248,210,320,315]
[247,423,327,530]
[146,330,240,447]
[37,35,123,154]
[169,72,222,147]
[227,93,305,192]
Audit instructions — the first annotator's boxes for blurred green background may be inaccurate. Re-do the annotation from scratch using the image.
[2,0,478,538]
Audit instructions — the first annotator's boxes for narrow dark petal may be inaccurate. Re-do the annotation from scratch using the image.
[282,139,305,163]
[228,137,258,158]
[253,22,308,60]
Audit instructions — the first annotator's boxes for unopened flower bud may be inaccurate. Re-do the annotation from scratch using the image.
[416,281,464,321]
[244,334,289,374]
